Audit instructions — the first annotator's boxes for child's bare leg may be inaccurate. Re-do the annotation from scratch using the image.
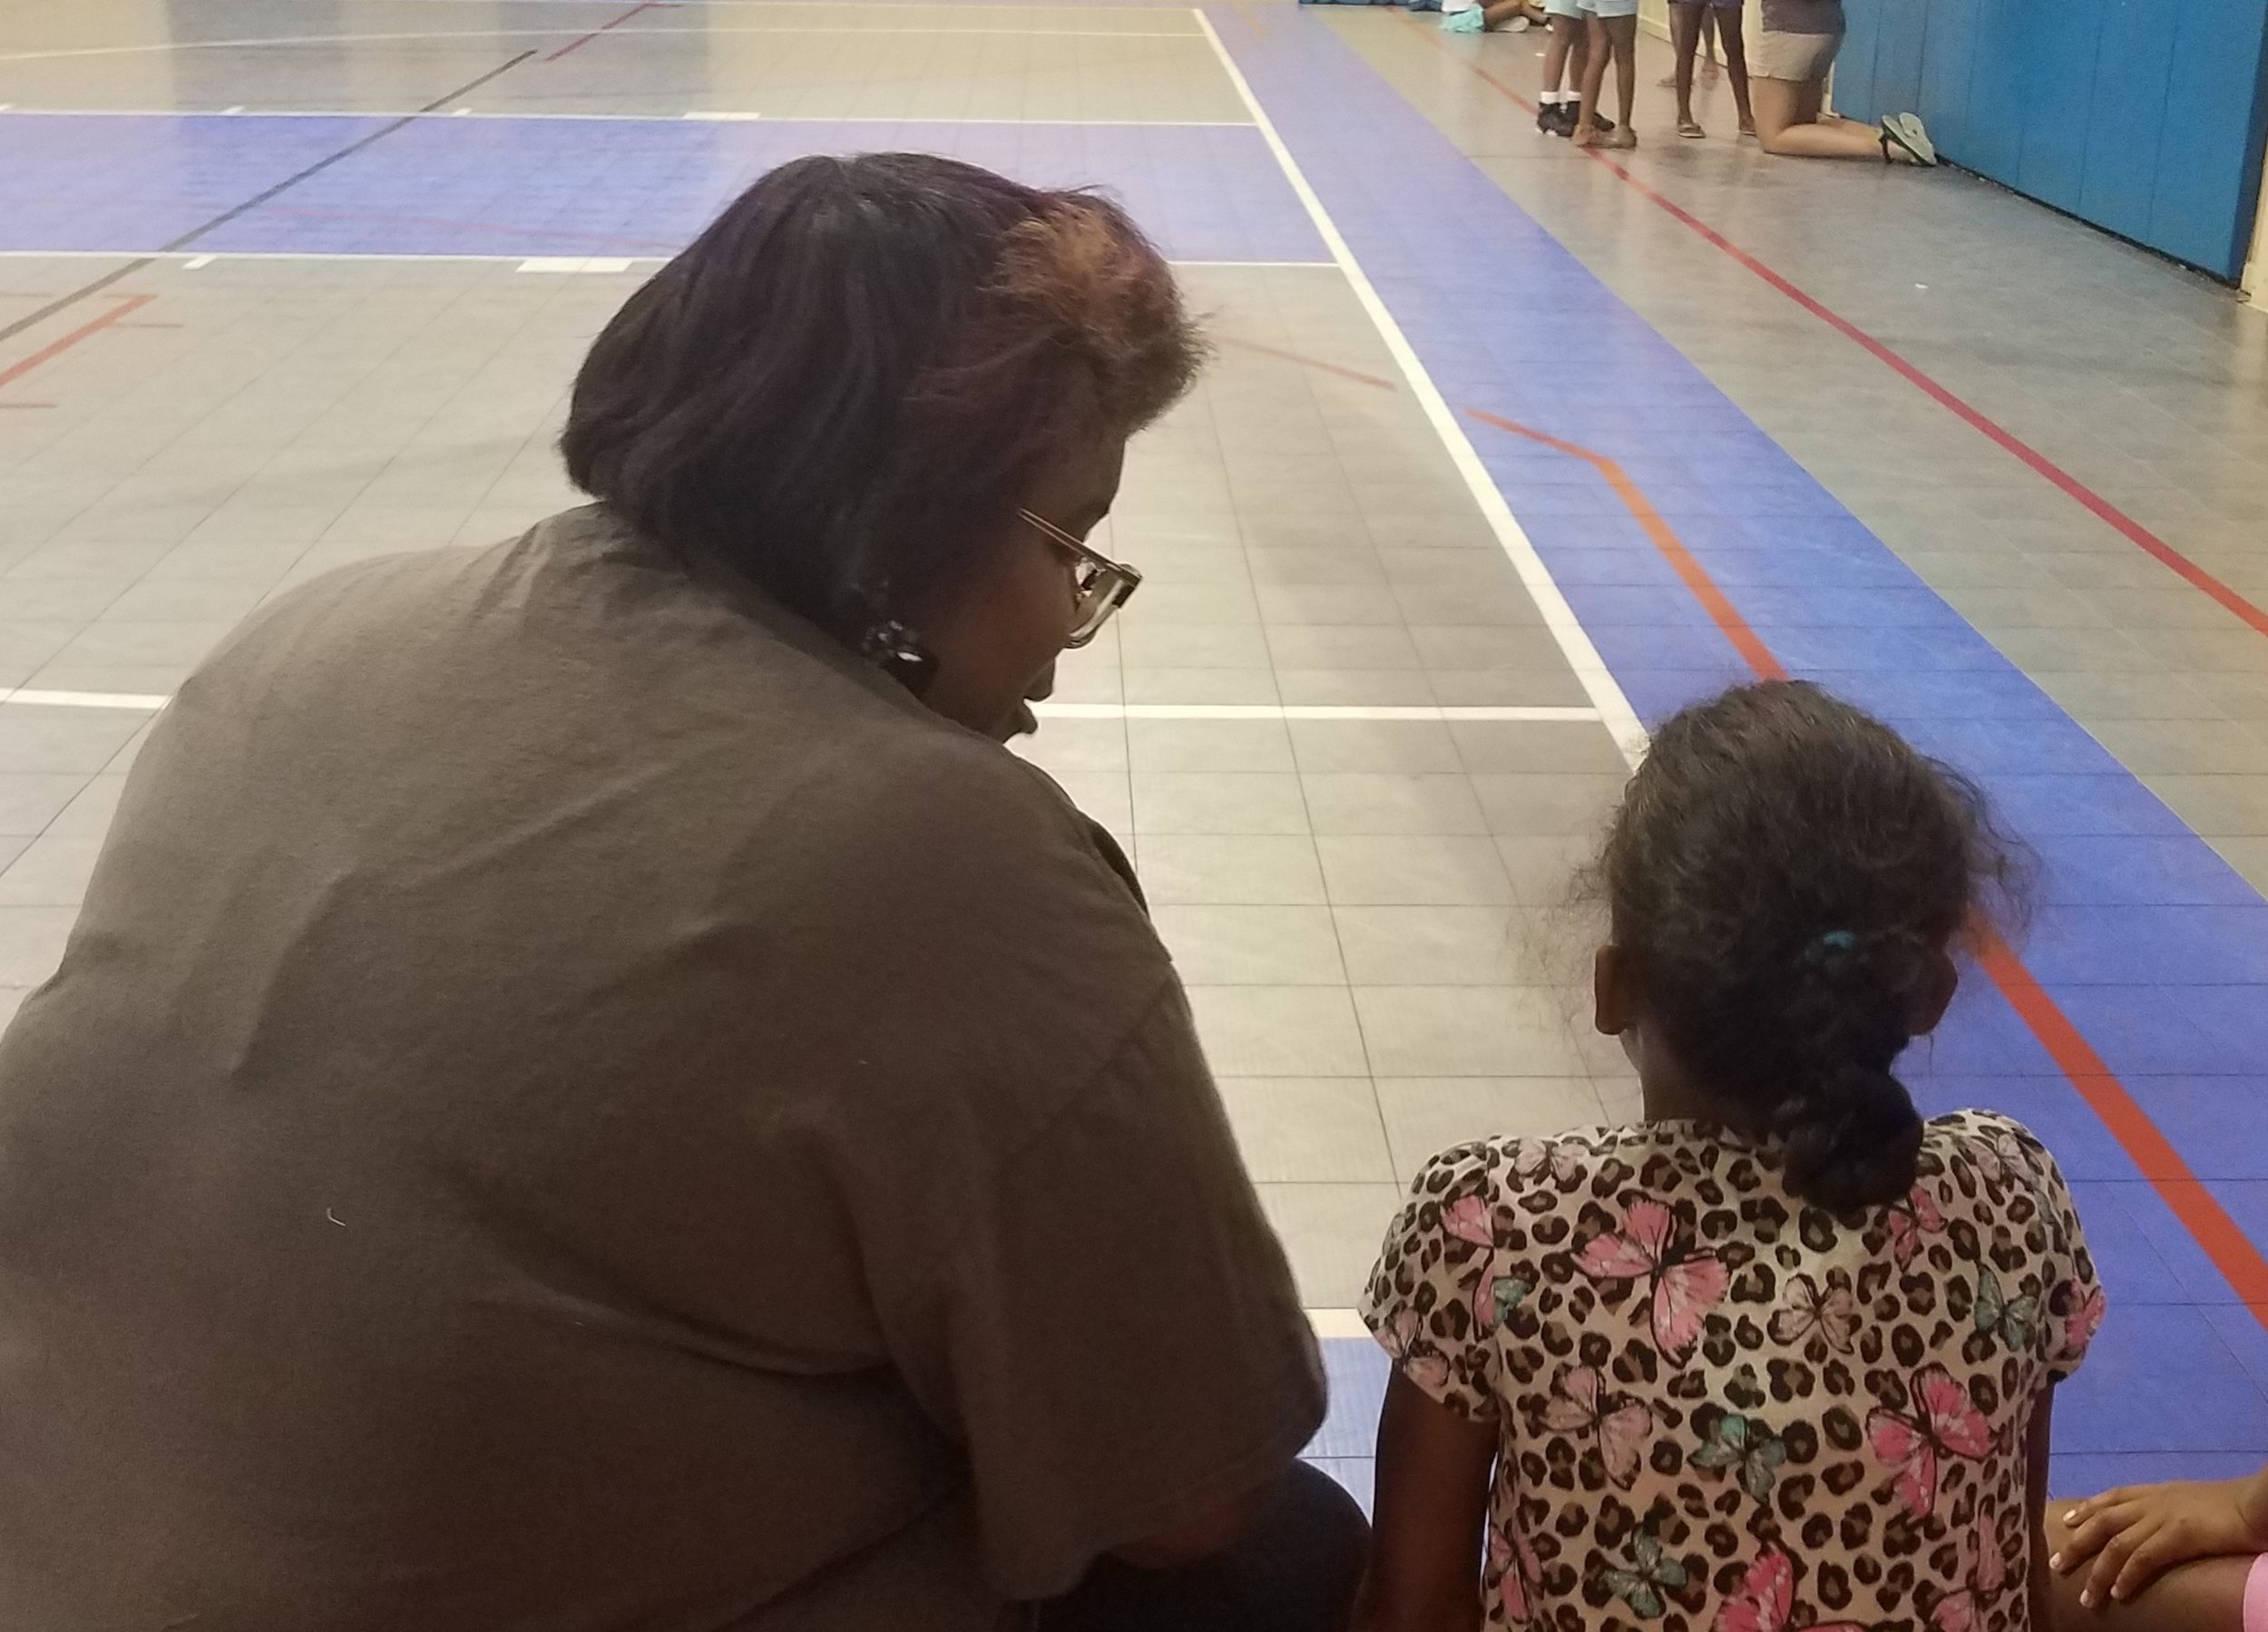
[1610,14,1638,135]
[1573,13,1610,143]
[1541,12,1575,88]
[1669,3,1703,126]
[1720,10,1755,132]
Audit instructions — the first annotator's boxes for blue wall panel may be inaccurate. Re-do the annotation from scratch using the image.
[1914,0,1979,162]
[2153,0,2268,274]
[2013,0,2098,217]
[1837,0,1882,114]
[1843,0,2268,279]
[1870,1,1928,125]
[1959,0,2027,192]
[2077,0,2174,250]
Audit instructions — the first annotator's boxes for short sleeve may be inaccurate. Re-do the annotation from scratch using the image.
[1359,1145,1507,1422]
[875,985,1324,1601]
[1998,1117,2106,1383]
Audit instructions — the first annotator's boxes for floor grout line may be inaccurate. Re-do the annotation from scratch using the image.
[0,694,1608,722]
[1193,7,1649,767]
[0,24,1208,62]
[0,250,1326,268]
[1039,702,1600,722]
[0,108,1256,126]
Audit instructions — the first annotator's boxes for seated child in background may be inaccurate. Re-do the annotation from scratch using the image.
[1443,0,1542,34]
[1353,679,2106,1632]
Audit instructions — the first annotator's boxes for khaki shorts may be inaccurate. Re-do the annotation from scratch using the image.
[1754,25,1842,82]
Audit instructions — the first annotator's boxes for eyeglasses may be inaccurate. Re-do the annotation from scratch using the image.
[1020,508,1142,649]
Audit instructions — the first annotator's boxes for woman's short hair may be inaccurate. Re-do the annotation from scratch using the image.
[562,152,1203,639]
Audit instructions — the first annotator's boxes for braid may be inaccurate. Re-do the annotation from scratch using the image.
[1598,682,2026,1211]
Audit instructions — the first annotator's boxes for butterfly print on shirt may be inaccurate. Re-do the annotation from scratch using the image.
[1714,1545,1872,1632]
[1886,1184,1946,1270]
[1865,1363,1995,1519]
[1540,1364,1654,1490]
[1770,1272,1861,1356]
[1572,1196,1729,1363]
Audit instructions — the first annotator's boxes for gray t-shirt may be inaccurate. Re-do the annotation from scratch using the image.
[1759,0,1845,35]
[0,506,1323,1630]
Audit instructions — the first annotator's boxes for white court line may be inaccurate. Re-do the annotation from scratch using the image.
[388,1,1196,8]
[1035,703,1599,723]
[0,249,1320,269]
[0,25,1204,61]
[1,689,170,713]
[518,257,636,272]
[0,108,1254,128]
[0,689,1594,725]
[1192,11,1647,770]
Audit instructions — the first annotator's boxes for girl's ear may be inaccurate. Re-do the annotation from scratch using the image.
[1595,943,1634,1038]
[1911,947,1960,1036]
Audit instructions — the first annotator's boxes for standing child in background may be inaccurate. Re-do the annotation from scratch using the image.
[1537,0,1593,133]
[1671,0,1754,137]
[1660,6,1719,87]
[1352,680,2104,1632]
[1443,0,1542,34]
[1571,0,1639,149]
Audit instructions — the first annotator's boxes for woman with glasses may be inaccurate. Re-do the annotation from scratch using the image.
[0,155,1361,1632]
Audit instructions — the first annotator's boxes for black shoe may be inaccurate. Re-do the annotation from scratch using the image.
[1537,102,1562,135]
[1589,112,1617,134]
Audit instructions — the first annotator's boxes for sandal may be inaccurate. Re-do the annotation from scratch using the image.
[1881,112,1938,166]
[1677,118,1706,139]
[1605,127,1637,150]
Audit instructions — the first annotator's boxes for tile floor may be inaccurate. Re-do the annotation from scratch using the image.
[9,0,2268,1506]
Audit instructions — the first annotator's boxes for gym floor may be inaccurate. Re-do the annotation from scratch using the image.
[6,0,2268,1509]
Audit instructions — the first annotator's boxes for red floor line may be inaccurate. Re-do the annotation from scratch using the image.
[1393,18,2268,643]
[546,0,671,63]
[1474,407,2268,1333]
[1470,407,1791,680]
[1223,321,2268,1326]
[0,294,153,394]
[1223,334,1399,389]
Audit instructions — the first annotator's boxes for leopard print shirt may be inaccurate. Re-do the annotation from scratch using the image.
[1360,1112,2102,1632]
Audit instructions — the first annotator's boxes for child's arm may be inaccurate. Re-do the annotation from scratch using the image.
[1353,1371,1496,1632]
[2050,1463,2268,1609]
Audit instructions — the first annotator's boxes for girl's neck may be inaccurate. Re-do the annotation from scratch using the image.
[1639,1075,1720,1124]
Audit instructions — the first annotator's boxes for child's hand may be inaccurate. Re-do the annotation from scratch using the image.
[2053,1472,2268,1608]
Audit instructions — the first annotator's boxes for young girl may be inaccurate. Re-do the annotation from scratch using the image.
[1668,0,1753,140]
[1355,680,2104,1632]
[1570,0,1639,150]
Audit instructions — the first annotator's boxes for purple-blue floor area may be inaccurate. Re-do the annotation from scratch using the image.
[1209,5,2268,1496]
[0,112,1325,264]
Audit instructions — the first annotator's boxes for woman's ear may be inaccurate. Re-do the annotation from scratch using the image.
[1911,947,1960,1036]
[1594,944,1633,1038]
